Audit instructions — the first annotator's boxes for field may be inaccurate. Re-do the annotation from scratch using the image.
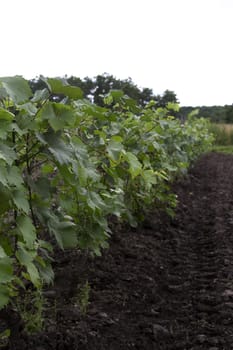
[218,123,233,132]
[211,144,233,154]
[210,123,233,146]
[4,151,233,349]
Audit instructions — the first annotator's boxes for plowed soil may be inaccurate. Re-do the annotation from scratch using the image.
[3,152,233,349]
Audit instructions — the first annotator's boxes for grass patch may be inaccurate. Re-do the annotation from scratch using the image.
[209,123,233,146]
[211,145,233,154]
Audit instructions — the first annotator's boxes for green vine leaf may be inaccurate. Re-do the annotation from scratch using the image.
[0,285,10,310]
[0,76,32,104]
[106,137,124,162]
[0,183,11,214]
[7,166,24,187]
[12,189,30,214]
[125,152,142,178]
[0,144,17,165]
[39,102,76,131]
[46,78,83,100]
[16,216,36,249]
[25,262,41,288]
[0,256,13,283]
[16,243,35,266]
[36,131,73,164]
[0,108,14,139]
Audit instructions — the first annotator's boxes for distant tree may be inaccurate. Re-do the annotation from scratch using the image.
[93,74,120,106]
[67,76,94,99]
[89,74,146,106]
[157,90,179,108]
[29,78,47,93]
[67,73,159,107]
[28,75,182,115]
[225,105,233,123]
[180,105,232,123]
[136,87,154,106]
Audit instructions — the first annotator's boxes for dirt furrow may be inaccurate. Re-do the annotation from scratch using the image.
[156,153,233,349]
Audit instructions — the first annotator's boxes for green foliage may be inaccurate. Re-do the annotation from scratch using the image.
[0,76,213,320]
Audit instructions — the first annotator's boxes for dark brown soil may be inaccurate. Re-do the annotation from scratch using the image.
[3,152,233,349]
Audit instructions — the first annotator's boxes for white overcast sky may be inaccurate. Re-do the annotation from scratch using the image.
[0,0,232,106]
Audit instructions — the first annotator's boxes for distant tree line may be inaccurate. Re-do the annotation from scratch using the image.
[180,105,233,123]
[29,73,178,108]
[29,73,233,123]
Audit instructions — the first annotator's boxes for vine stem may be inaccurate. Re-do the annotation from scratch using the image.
[26,133,37,227]
[12,126,18,251]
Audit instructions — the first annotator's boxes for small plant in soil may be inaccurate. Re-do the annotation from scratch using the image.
[0,328,11,348]
[76,281,90,315]
[14,289,45,334]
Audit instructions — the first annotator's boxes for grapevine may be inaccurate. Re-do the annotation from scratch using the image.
[0,76,213,312]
